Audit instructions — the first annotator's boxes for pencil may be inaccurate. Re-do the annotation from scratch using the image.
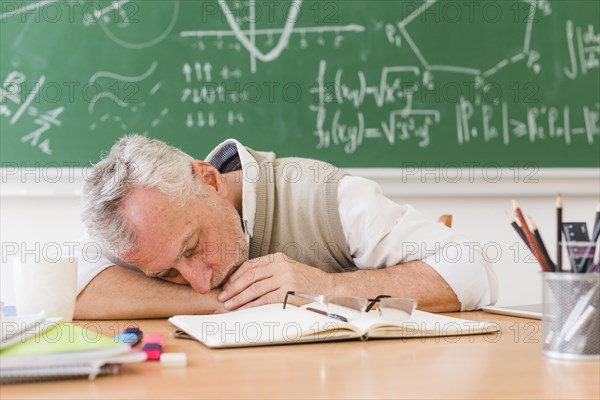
[557,195,563,272]
[529,217,556,272]
[592,203,600,242]
[512,200,550,272]
[506,212,531,250]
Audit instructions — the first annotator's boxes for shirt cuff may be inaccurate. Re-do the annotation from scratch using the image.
[76,242,115,295]
[422,243,498,311]
[74,238,131,295]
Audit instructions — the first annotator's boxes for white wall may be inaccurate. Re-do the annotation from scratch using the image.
[1,168,598,307]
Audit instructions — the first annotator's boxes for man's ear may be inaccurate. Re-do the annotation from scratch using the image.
[191,161,224,195]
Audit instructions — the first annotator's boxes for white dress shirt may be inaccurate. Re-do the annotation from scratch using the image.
[75,139,498,310]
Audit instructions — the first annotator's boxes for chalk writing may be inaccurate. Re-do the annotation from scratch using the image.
[456,99,599,146]
[564,20,600,79]
[310,60,441,153]
[0,71,63,155]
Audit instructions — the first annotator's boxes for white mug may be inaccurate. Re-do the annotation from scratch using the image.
[13,256,78,321]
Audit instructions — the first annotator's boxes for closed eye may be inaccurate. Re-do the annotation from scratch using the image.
[183,246,197,259]
[183,236,200,259]
[157,269,186,284]
[154,268,179,279]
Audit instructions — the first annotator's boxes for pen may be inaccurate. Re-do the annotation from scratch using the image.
[592,203,600,242]
[557,195,563,272]
[553,282,599,348]
[564,305,595,343]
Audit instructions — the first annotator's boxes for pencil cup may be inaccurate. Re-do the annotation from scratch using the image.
[542,272,600,360]
[13,256,78,322]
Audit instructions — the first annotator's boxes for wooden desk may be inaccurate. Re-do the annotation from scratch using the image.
[2,312,598,399]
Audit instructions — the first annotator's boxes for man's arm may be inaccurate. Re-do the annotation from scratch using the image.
[75,266,225,320]
[329,261,461,313]
[218,253,461,313]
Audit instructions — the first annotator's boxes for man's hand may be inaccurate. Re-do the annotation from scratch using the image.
[217,256,462,313]
[218,252,332,310]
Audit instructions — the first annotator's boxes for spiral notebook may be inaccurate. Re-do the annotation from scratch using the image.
[0,363,121,384]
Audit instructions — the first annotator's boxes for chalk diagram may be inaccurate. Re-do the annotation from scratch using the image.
[84,0,180,50]
[0,0,57,20]
[87,62,168,135]
[309,0,563,153]
[391,0,543,86]
[180,0,365,74]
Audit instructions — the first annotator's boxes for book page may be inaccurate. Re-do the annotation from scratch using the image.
[169,304,362,348]
[352,310,500,339]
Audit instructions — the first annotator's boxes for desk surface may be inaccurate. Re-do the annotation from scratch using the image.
[2,312,599,399]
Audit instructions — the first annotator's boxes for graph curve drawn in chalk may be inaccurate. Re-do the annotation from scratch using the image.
[96,1,179,50]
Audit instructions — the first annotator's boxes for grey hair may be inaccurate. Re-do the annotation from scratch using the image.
[81,135,203,254]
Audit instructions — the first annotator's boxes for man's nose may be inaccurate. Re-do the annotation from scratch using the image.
[178,261,212,294]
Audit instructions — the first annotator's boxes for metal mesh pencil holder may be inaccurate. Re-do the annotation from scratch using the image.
[542,272,600,360]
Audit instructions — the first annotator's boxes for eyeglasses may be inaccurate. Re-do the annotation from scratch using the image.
[283,291,417,323]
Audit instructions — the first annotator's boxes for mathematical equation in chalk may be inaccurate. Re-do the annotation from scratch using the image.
[310,108,439,154]
[310,59,599,153]
[0,71,64,155]
[455,99,599,146]
[181,61,247,129]
[564,20,600,80]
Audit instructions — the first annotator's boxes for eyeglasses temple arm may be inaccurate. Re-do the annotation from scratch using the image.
[283,292,324,309]
[306,307,348,323]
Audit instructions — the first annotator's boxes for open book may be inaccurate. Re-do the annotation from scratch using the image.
[169,303,499,348]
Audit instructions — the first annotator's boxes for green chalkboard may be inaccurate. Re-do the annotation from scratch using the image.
[1,0,599,168]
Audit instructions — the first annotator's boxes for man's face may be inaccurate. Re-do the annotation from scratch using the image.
[120,186,248,293]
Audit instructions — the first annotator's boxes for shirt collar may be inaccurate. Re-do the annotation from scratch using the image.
[205,139,257,243]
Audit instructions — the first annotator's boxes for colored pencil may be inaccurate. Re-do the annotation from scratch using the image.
[529,217,556,272]
[512,200,550,272]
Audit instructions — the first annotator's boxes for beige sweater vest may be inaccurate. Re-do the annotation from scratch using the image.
[246,148,357,273]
